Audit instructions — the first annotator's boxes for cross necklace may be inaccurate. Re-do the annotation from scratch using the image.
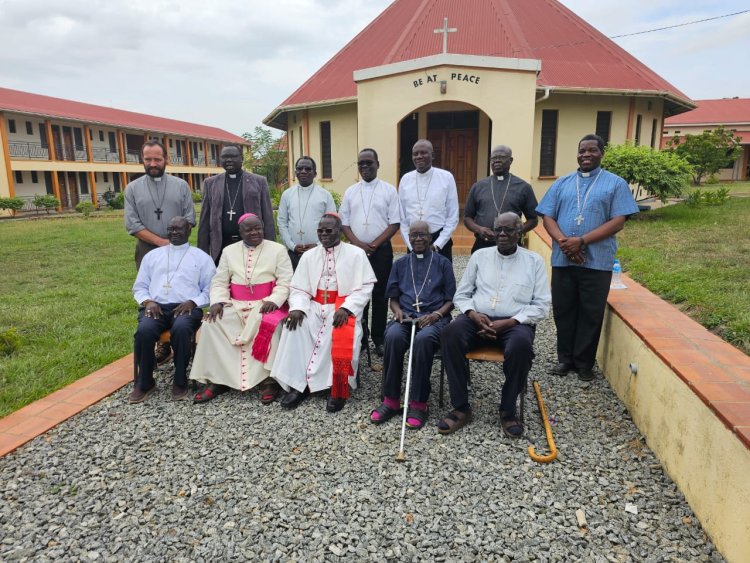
[358,179,379,230]
[163,245,189,291]
[297,185,314,238]
[575,172,601,226]
[320,245,340,305]
[243,241,264,294]
[147,176,168,220]
[415,169,433,220]
[490,174,512,213]
[225,175,242,222]
[409,250,434,313]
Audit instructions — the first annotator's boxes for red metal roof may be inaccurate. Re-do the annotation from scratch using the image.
[665,98,750,126]
[273,0,690,112]
[0,87,247,144]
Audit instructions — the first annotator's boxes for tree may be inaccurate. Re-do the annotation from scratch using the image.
[242,126,288,189]
[602,143,693,203]
[666,126,741,185]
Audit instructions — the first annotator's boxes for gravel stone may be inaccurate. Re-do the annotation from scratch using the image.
[0,254,725,561]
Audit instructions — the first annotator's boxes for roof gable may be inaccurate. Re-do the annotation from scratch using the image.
[0,87,246,144]
[274,0,690,111]
[665,98,750,126]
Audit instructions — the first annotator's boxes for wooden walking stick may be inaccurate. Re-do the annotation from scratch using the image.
[395,318,418,462]
[528,380,558,463]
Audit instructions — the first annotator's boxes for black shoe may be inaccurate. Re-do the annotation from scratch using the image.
[326,396,346,413]
[280,388,309,409]
[577,368,596,382]
[374,344,384,357]
[551,362,573,376]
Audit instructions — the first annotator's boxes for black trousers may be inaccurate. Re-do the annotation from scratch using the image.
[134,304,203,390]
[361,241,393,346]
[134,239,158,270]
[441,314,535,416]
[470,237,496,254]
[382,316,449,403]
[551,266,612,371]
[287,249,302,271]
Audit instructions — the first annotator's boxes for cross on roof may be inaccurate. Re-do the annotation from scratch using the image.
[433,17,457,54]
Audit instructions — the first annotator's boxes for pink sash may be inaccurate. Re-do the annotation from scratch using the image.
[229,282,288,363]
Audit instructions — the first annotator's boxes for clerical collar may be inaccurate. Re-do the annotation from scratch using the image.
[228,174,238,179]
[578,167,602,178]
[413,248,431,260]
[299,183,314,190]
[362,178,379,186]
[243,240,262,248]
[170,242,189,249]
[153,176,163,182]
[417,167,432,175]
[496,175,505,181]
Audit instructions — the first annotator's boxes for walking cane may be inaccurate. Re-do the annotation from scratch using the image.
[528,380,558,463]
[395,318,418,462]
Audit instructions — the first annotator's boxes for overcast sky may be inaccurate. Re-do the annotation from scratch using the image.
[1,0,747,138]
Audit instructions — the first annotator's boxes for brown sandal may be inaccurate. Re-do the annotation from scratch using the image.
[259,380,280,405]
[436,409,473,435]
[500,412,524,439]
[193,383,229,404]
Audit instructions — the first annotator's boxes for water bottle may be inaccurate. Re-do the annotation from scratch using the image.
[611,259,626,289]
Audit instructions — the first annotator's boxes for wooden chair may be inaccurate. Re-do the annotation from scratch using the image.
[438,345,526,423]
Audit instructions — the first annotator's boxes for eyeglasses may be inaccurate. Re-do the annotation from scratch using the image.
[317,228,336,234]
[490,155,512,162]
[493,226,520,234]
[296,166,313,172]
[357,160,375,167]
[409,232,430,239]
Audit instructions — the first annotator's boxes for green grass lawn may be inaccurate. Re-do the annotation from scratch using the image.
[617,197,750,355]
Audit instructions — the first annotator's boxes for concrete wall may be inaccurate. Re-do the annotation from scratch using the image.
[305,104,360,194]
[529,228,750,563]
[356,64,538,193]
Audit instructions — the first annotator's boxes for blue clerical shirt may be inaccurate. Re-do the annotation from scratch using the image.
[536,167,639,271]
[386,250,456,316]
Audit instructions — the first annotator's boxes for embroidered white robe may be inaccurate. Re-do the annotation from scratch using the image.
[271,243,376,393]
[190,240,292,390]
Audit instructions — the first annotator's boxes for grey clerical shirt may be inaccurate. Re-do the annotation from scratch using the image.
[277,184,336,250]
[453,246,551,325]
[124,174,195,238]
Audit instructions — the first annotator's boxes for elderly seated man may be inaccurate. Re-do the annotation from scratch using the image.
[370,221,455,429]
[190,213,293,404]
[131,216,215,403]
[271,213,376,412]
[438,212,550,437]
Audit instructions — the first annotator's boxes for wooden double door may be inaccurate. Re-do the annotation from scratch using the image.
[427,128,478,207]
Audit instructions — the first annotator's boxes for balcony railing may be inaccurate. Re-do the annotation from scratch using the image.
[208,158,218,166]
[53,143,88,162]
[8,141,50,160]
[193,155,206,166]
[125,149,142,164]
[170,153,186,165]
[91,147,122,162]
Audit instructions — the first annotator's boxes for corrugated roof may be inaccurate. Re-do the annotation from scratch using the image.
[271,0,690,115]
[0,87,247,144]
[665,98,750,126]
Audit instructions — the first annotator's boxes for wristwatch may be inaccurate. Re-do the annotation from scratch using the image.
[579,237,587,250]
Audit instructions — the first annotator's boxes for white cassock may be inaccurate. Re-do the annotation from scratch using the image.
[271,243,376,393]
[190,240,293,391]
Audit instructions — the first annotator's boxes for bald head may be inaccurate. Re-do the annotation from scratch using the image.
[490,145,514,176]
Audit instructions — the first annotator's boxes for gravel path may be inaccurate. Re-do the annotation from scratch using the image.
[0,255,724,562]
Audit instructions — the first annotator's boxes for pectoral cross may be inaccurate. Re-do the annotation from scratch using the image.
[154,208,163,220]
[227,209,236,221]
[490,297,497,309]
[298,229,305,237]
[163,281,172,291]
[322,290,330,304]
[576,214,583,225]
[413,300,422,313]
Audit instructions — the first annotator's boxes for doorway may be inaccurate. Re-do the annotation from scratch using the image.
[426,111,479,207]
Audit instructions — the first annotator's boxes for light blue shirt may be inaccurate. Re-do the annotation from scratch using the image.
[453,247,550,325]
[133,243,215,307]
[536,167,639,271]
[277,184,336,251]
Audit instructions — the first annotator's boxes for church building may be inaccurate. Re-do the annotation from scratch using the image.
[264,0,694,203]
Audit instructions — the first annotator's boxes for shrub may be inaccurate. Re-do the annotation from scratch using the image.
[0,328,21,357]
[327,188,342,209]
[685,187,730,207]
[32,194,60,214]
[269,186,282,209]
[191,191,203,203]
[108,192,125,210]
[75,201,95,217]
[0,197,25,216]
